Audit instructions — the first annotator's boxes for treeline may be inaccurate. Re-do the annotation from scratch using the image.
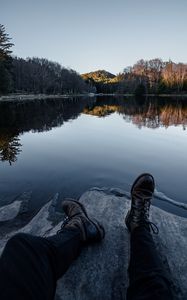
[12,57,94,94]
[0,24,93,95]
[0,24,187,95]
[120,59,187,94]
[83,59,187,95]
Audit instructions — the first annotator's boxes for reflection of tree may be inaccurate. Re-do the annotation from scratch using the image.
[124,102,187,129]
[0,133,22,165]
[0,97,96,134]
[0,96,186,165]
[160,105,187,128]
[0,97,96,164]
[84,105,119,117]
[84,96,187,129]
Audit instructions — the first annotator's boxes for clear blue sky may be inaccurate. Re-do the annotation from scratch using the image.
[1,0,187,74]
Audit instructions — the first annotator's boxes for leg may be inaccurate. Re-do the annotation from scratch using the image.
[125,173,173,300]
[0,229,82,300]
[0,199,105,300]
[127,226,173,300]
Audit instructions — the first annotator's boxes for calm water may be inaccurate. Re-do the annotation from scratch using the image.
[0,96,187,217]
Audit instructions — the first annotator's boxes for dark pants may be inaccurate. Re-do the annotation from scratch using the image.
[127,226,173,300]
[0,227,172,300]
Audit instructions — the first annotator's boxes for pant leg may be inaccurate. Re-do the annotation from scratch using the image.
[127,226,173,300]
[0,228,82,300]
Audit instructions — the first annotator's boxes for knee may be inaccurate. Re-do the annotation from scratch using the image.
[5,233,29,249]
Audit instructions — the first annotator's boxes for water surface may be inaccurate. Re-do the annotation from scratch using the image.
[0,96,187,217]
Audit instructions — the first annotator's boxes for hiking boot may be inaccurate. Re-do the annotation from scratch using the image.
[125,173,158,234]
[59,199,105,243]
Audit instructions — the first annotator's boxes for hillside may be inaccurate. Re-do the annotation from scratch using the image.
[82,70,116,83]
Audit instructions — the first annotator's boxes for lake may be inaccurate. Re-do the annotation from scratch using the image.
[0,96,187,218]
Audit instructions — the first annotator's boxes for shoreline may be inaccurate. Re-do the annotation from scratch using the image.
[0,93,187,102]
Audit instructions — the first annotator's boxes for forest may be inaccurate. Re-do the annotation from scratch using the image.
[0,24,187,96]
[0,24,94,95]
[82,60,187,95]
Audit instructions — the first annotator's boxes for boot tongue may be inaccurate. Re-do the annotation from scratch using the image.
[66,212,81,221]
[68,204,82,217]
[132,189,153,201]
[132,196,146,210]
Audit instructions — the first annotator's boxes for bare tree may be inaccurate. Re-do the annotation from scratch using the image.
[174,63,187,92]
[147,58,165,92]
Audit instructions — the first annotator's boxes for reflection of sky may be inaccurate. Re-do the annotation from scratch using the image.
[1,112,187,217]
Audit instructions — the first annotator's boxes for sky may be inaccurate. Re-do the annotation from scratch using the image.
[1,0,187,74]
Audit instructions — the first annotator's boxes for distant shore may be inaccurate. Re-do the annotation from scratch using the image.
[0,93,187,102]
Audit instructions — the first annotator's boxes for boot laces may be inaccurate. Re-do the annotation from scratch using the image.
[57,216,69,234]
[57,213,80,234]
[132,190,159,234]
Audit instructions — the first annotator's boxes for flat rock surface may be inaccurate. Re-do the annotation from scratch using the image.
[0,201,22,222]
[0,188,186,299]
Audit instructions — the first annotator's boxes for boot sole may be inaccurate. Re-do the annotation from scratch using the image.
[125,210,131,232]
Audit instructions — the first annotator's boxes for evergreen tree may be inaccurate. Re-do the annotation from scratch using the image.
[0,24,14,94]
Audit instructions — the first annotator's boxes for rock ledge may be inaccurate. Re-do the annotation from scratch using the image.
[0,188,186,300]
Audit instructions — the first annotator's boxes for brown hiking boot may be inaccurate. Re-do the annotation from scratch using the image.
[59,199,105,243]
[125,173,158,234]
